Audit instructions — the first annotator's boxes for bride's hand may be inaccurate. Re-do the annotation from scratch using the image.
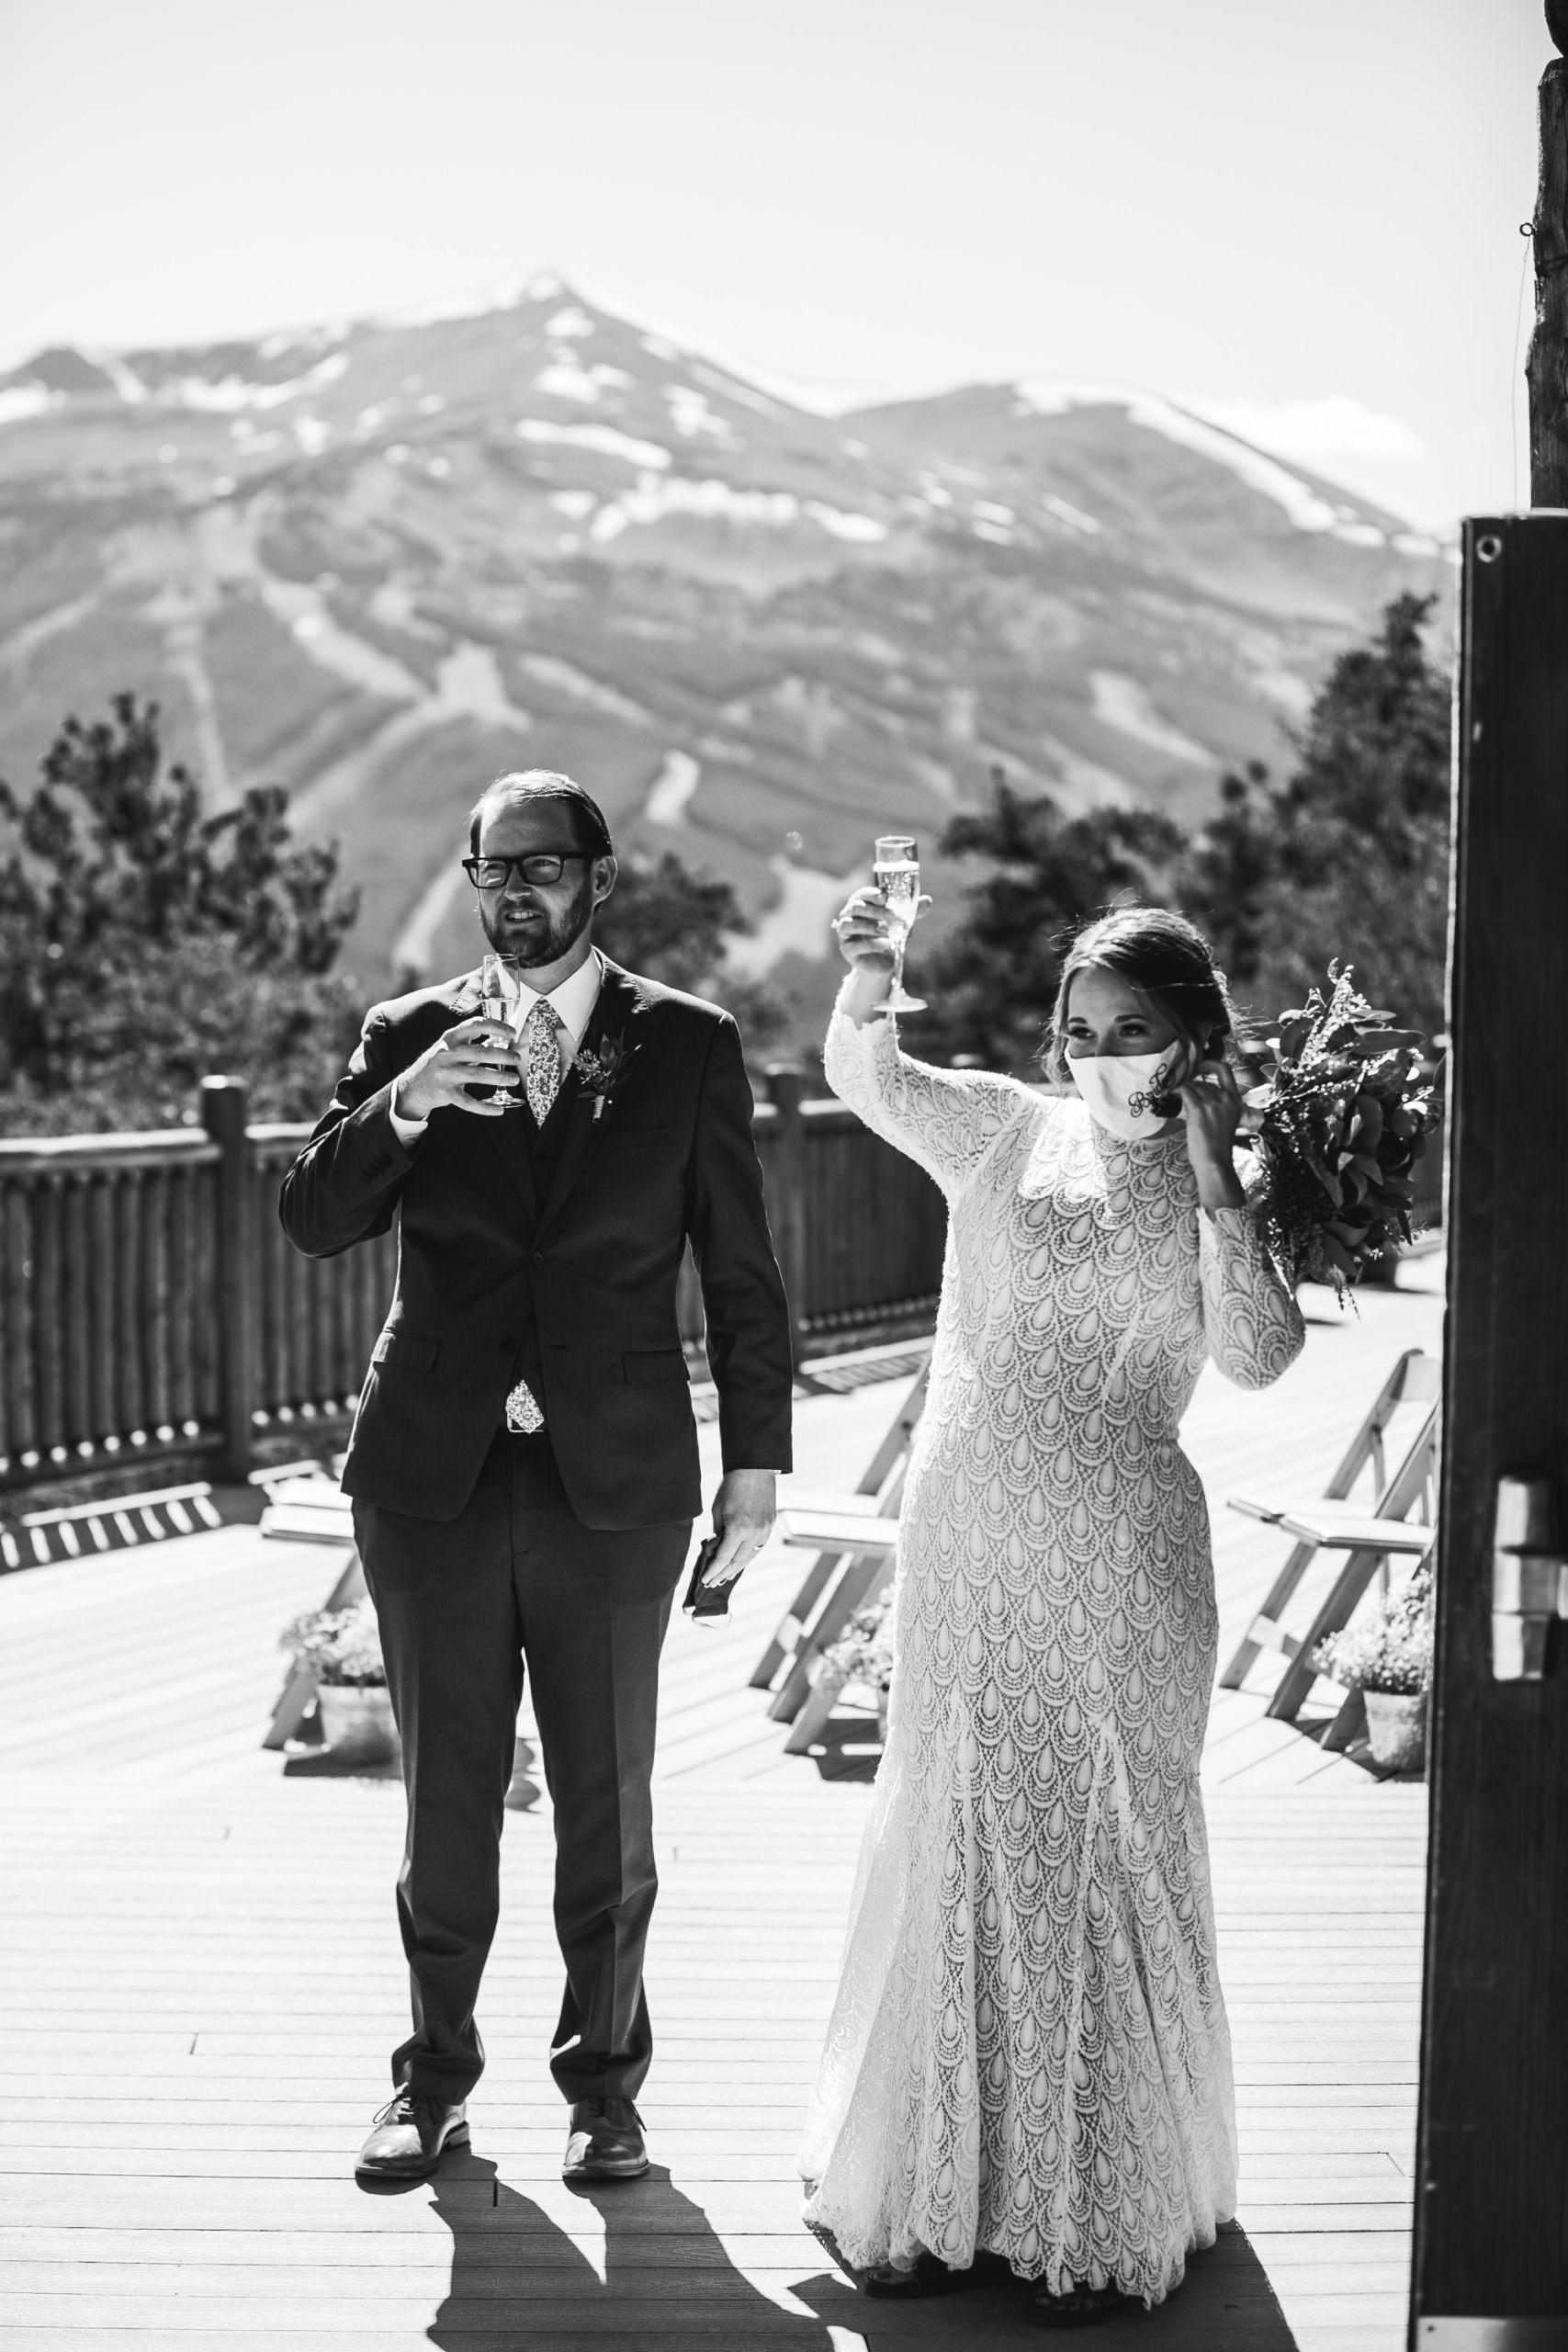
[1179,1058,1246,1210]
[830,885,932,971]
[832,886,897,971]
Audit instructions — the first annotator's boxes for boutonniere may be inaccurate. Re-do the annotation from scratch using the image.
[572,1034,638,1121]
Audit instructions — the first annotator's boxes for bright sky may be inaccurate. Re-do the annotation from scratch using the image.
[0,0,1551,528]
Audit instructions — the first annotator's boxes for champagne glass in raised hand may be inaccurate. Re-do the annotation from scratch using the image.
[872,834,927,1015]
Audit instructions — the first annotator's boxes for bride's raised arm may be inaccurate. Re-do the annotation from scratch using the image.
[824,885,1035,1196]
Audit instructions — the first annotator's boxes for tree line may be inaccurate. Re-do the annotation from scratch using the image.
[0,594,1448,1136]
[911,593,1450,1070]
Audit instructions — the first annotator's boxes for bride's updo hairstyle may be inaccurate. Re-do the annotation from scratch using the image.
[1041,906,1239,1085]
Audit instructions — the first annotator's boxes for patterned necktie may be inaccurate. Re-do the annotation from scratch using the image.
[505,999,565,1434]
[523,998,564,1125]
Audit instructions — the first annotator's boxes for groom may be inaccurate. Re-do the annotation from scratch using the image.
[278,769,793,2185]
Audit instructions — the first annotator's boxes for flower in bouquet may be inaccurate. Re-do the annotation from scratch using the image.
[1312,1561,1433,1696]
[1245,964,1441,1295]
[821,1588,896,1695]
[280,1597,386,1688]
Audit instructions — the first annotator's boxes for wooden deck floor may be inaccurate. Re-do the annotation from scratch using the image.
[0,1266,1442,2352]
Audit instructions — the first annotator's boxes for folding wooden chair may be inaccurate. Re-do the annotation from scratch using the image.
[254,1463,366,1751]
[775,1512,900,1754]
[1220,1348,1440,1696]
[750,1357,928,1724]
[1265,1503,1435,1751]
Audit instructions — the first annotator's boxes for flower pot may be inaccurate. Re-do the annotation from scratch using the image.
[317,1683,400,1767]
[1363,1688,1427,1771]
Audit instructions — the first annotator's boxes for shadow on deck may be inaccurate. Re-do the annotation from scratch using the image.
[416,2157,1296,2350]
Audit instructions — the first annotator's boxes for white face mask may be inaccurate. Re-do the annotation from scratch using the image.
[1067,1049,1177,1142]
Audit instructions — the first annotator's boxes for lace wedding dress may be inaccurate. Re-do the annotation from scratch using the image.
[800,1008,1304,2305]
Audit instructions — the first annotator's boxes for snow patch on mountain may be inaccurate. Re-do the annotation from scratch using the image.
[1016,379,1348,536]
[534,359,624,403]
[164,353,350,413]
[687,362,788,420]
[1089,672,1212,765]
[726,856,860,976]
[665,385,738,444]
[1041,492,1101,535]
[645,750,700,825]
[587,475,887,545]
[520,655,652,725]
[517,419,671,469]
[393,860,468,977]
[0,387,55,426]
[544,307,595,340]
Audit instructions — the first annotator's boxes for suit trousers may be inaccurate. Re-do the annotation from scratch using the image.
[354,1427,691,2106]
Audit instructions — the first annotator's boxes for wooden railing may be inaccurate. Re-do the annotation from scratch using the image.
[0,1069,944,1500]
[0,1068,1448,1507]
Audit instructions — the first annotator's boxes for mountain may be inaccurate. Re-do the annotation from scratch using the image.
[0,274,1448,1015]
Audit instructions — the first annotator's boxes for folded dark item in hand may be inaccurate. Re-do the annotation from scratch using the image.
[682,1534,730,1624]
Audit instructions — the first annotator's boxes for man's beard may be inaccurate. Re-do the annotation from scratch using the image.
[481,879,594,969]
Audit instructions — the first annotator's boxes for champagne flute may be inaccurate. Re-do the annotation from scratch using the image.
[872,834,926,1014]
[476,952,520,1106]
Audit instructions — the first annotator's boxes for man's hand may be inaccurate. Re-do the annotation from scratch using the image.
[395,1018,522,1121]
[701,1468,778,1589]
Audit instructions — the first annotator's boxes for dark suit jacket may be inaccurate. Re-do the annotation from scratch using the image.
[277,957,793,1528]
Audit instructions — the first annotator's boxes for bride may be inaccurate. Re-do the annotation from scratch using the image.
[800,894,1304,2328]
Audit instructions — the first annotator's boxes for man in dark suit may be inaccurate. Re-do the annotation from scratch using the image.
[278,769,793,2186]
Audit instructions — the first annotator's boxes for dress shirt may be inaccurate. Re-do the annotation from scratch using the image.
[389,951,605,1142]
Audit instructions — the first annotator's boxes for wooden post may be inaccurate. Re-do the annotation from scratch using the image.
[1528,10,1568,501]
[1411,516,1568,2335]
[762,1064,807,1369]
[200,1077,255,1482]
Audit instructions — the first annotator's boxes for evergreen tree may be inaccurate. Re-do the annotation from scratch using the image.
[1182,594,1450,1043]
[909,775,1186,1071]
[594,848,789,1052]
[0,695,363,1131]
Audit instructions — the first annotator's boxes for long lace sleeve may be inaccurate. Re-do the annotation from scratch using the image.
[823,998,1033,1197]
[1198,1184,1305,1390]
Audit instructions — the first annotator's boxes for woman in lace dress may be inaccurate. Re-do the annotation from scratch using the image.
[800,900,1304,2329]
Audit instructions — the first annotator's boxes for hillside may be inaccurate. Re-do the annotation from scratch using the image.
[0,274,1448,1012]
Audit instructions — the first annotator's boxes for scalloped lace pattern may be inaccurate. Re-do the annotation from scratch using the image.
[800,1009,1304,2303]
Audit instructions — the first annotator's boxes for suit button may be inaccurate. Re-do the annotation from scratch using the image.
[531,1251,546,1269]
[498,1336,515,1354]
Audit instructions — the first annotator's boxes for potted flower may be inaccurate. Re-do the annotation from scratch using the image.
[819,1589,896,1741]
[1312,1563,1432,1770]
[280,1599,399,1767]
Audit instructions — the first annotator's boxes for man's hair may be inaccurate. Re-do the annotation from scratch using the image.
[467,770,615,859]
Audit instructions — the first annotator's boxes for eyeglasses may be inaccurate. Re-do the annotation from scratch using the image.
[462,852,592,890]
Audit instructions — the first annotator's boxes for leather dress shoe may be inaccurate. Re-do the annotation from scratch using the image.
[562,2097,649,2181]
[355,2090,469,2180]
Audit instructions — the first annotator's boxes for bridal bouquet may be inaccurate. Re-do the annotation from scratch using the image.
[1244,966,1441,1295]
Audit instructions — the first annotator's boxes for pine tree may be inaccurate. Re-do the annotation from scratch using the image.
[908,775,1186,1071]
[1183,594,1450,1043]
[0,695,362,1130]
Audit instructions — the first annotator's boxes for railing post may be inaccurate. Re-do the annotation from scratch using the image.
[201,1076,255,1482]
[762,1064,807,1369]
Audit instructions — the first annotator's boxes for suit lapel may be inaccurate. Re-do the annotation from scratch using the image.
[536,962,643,1240]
